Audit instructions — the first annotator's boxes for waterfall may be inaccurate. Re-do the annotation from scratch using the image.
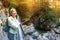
[18,25,24,40]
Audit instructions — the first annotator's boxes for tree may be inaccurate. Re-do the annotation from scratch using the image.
[31,2,57,31]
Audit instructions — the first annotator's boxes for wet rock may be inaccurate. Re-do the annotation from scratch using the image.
[23,24,60,40]
[37,35,43,40]
[22,24,35,34]
[53,28,60,34]
[31,31,39,39]
[37,34,49,40]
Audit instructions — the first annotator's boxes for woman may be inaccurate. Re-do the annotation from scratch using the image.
[7,8,24,40]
